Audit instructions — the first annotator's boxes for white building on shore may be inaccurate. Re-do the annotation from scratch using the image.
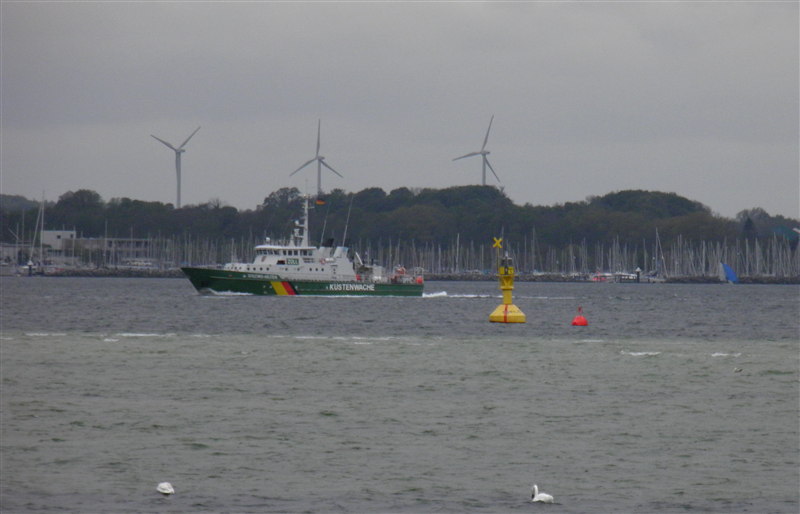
[1,230,156,270]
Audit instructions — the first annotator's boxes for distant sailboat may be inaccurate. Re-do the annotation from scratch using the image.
[24,194,46,276]
[718,262,738,284]
[643,227,668,283]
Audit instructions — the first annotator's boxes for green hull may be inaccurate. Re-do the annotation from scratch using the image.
[181,267,424,296]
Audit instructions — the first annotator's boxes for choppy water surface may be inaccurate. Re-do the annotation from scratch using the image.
[1,277,798,513]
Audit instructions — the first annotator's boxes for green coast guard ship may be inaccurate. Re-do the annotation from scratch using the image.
[181,198,423,296]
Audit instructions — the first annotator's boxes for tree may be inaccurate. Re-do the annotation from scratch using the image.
[590,190,709,218]
[106,197,173,237]
[49,189,105,236]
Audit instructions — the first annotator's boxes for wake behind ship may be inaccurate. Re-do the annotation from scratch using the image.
[181,197,423,296]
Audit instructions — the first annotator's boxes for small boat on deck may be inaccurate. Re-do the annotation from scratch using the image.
[181,197,424,296]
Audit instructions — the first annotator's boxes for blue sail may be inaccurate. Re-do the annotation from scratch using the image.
[719,262,739,284]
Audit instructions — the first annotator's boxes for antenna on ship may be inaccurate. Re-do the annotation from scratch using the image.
[341,195,355,248]
[316,194,332,247]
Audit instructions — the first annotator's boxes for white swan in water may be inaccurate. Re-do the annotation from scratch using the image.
[157,482,175,495]
[531,483,554,503]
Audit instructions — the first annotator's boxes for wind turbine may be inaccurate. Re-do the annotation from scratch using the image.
[290,119,343,196]
[453,115,500,186]
[151,126,201,208]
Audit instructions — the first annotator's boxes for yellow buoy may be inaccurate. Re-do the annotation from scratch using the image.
[489,240,526,323]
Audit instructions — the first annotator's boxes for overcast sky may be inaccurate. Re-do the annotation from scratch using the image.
[2,1,798,219]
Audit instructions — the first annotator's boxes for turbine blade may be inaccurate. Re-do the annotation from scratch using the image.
[151,135,177,151]
[321,160,343,178]
[485,157,500,182]
[453,152,481,161]
[291,157,317,176]
[179,126,201,149]
[316,119,321,156]
[482,115,494,151]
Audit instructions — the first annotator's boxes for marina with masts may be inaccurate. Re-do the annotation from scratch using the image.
[6,225,798,283]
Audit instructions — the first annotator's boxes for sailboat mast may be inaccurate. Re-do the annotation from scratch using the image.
[30,196,44,261]
[40,198,44,263]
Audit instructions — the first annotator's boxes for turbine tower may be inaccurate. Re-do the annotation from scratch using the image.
[151,126,201,208]
[453,115,500,186]
[290,119,343,196]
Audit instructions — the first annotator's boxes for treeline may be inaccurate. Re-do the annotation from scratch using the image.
[2,186,798,277]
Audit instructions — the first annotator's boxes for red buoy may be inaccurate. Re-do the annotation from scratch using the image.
[571,306,589,326]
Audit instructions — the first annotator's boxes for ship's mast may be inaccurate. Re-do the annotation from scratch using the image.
[292,196,310,247]
[301,196,309,247]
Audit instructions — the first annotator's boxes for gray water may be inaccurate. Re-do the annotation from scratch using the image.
[1,277,798,513]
